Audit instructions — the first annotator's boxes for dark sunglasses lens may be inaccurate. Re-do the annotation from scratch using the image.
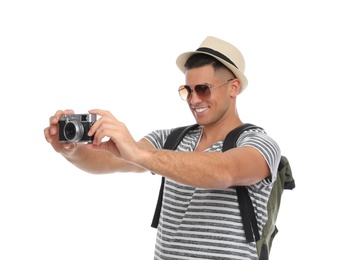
[179,86,191,100]
[178,84,211,100]
[195,84,211,98]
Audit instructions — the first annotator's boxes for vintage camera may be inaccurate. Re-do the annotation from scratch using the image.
[59,114,97,143]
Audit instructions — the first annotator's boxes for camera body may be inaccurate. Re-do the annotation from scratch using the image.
[59,114,96,143]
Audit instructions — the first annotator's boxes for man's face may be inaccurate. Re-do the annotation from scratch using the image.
[184,65,235,126]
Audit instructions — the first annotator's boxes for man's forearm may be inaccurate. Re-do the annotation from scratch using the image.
[135,148,235,188]
[62,144,145,174]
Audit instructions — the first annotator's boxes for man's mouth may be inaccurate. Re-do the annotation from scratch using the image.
[192,106,209,114]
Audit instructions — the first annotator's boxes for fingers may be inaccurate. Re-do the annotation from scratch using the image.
[88,109,117,137]
[88,109,110,120]
[44,126,54,143]
[44,109,75,143]
[44,110,62,143]
[49,109,74,127]
[92,122,119,145]
[87,109,124,146]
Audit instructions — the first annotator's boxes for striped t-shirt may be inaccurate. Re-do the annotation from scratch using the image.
[145,125,281,260]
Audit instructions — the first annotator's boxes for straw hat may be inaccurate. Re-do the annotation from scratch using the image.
[176,36,248,93]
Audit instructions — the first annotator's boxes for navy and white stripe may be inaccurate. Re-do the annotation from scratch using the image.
[145,126,281,260]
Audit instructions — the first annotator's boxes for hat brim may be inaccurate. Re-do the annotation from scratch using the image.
[176,51,248,93]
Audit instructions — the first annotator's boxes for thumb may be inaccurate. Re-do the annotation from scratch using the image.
[86,142,107,151]
[87,140,120,157]
[62,142,78,154]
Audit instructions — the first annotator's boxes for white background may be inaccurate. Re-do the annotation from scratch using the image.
[1,0,344,259]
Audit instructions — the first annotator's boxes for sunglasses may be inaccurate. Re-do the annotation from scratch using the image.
[178,79,234,101]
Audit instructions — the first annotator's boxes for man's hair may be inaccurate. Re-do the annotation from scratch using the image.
[184,53,234,76]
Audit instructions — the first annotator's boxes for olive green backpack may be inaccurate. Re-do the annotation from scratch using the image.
[151,123,295,260]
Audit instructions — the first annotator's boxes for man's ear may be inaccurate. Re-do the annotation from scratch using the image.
[229,78,241,97]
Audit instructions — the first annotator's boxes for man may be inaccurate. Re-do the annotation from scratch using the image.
[44,36,281,260]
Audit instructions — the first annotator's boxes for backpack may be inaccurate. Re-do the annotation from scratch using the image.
[151,123,295,260]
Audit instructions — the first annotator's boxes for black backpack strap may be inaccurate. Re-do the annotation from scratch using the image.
[236,186,260,242]
[222,123,261,151]
[151,176,166,228]
[151,124,199,228]
[222,123,262,243]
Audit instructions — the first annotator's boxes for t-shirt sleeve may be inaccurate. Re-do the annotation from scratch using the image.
[236,128,281,185]
[144,129,172,149]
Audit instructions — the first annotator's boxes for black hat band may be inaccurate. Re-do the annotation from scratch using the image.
[196,47,238,69]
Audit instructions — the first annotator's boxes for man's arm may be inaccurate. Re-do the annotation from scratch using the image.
[79,109,272,188]
[61,142,149,174]
[132,145,270,188]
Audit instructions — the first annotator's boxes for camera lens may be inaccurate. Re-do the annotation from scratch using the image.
[63,121,84,142]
